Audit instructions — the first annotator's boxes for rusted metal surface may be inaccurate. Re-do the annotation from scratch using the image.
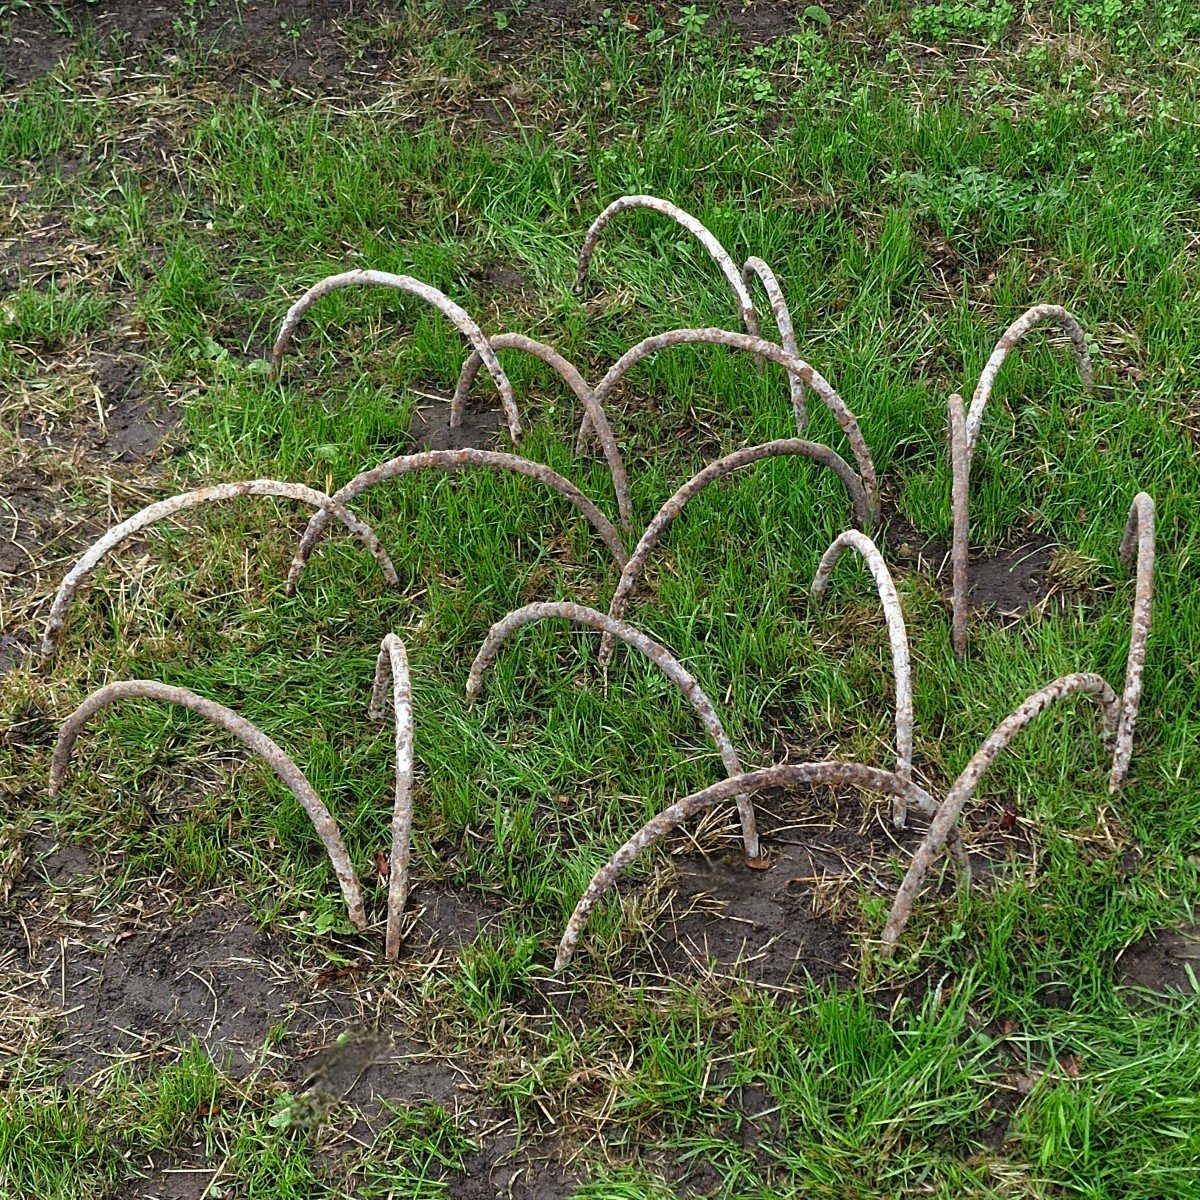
[950,308,1094,656]
[49,680,367,929]
[1109,492,1155,793]
[742,256,805,431]
[466,600,759,860]
[369,634,415,960]
[574,195,760,340]
[450,331,633,532]
[587,328,878,515]
[268,268,522,443]
[287,448,628,594]
[811,530,913,824]
[554,761,937,970]
[597,438,870,668]
[948,393,970,659]
[41,480,398,659]
[881,672,1119,953]
[966,304,1093,455]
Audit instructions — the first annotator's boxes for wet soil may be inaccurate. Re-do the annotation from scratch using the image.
[2,0,383,91]
[409,399,503,452]
[651,795,884,989]
[0,833,508,1081]
[882,503,1067,617]
[0,829,578,1196]
[2,0,869,96]
[1116,925,1200,996]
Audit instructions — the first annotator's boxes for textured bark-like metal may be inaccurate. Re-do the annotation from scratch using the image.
[597,439,871,669]
[466,601,759,860]
[268,269,522,444]
[881,672,1119,953]
[742,257,806,432]
[369,635,415,960]
[951,309,1094,656]
[574,196,760,341]
[1109,492,1155,794]
[554,761,938,971]
[966,304,1093,456]
[287,448,628,595]
[450,332,633,532]
[811,531,913,825]
[41,480,398,659]
[948,393,970,659]
[586,328,878,515]
[48,681,366,929]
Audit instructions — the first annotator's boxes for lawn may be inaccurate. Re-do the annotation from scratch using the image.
[2,1,1200,1197]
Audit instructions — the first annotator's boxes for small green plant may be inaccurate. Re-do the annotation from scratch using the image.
[733,63,774,104]
[677,4,709,36]
[909,0,1015,42]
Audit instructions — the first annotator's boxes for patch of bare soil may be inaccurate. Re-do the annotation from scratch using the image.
[0,832,504,1080]
[882,504,1069,619]
[634,781,1039,992]
[450,1125,575,1200]
[1116,925,1200,996]
[1,0,383,90]
[408,398,502,452]
[0,830,585,1196]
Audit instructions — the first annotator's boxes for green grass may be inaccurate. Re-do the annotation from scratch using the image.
[3,1,1200,1196]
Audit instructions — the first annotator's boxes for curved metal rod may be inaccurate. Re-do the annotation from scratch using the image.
[287,448,628,595]
[466,600,759,861]
[948,393,971,659]
[881,672,1119,953]
[268,269,522,444]
[742,256,805,431]
[48,681,366,929]
[949,309,1094,656]
[574,195,760,340]
[965,304,1093,458]
[811,530,914,826]
[555,761,938,971]
[41,480,398,659]
[369,634,415,960]
[584,328,878,514]
[597,439,871,669]
[1109,492,1155,793]
[450,332,633,532]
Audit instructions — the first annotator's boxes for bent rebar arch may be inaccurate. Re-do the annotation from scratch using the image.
[585,328,878,514]
[466,600,760,861]
[881,671,1119,952]
[1109,492,1155,794]
[49,680,367,929]
[268,269,523,444]
[450,332,633,532]
[811,530,914,826]
[41,480,398,659]
[287,447,629,596]
[949,306,1094,655]
[597,439,871,669]
[965,304,1093,456]
[574,196,761,340]
[555,761,939,971]
[369,634,415,961]
[573,196,807,428]
[742,255,806,430]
